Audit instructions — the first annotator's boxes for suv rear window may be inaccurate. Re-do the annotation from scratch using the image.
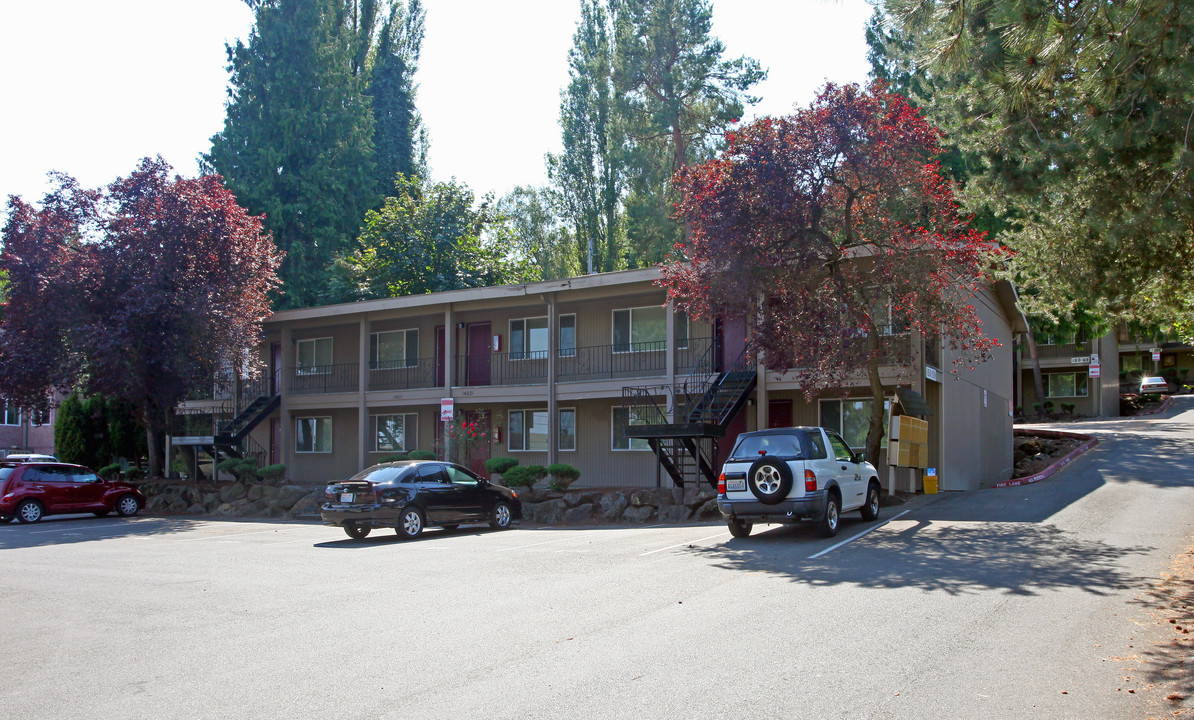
[731,433,803,460]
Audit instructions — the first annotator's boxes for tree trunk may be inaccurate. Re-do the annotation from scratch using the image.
[145,426,164,478]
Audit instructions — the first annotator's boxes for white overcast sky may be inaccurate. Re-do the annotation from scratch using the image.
[0,0,873,211]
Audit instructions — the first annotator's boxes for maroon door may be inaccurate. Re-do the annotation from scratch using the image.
[768,399,793,429]
[435,326,446,387]
[715,315,750,470]
[466,323,491,386]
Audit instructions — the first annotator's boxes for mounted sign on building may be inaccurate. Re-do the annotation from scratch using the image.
[440,398,454,421]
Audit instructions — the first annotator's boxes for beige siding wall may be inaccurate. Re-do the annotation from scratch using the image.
[937,287,1015,489]
[288,407,361,484]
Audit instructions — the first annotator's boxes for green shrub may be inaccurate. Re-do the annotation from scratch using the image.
[408,450,437,460]
[484,457,519,475]
[546,463,581,491]
[378,453,409,463]
[503,465,546,488]
[96,463,122,479]
[216,458,243,475]
[258,464,287,481]
[125,468,145,480]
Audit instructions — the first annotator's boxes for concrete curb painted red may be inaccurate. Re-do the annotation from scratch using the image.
[996,428,1099,488]
[1127,394,1173,417]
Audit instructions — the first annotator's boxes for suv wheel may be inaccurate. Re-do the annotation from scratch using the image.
[747,458,793,505]
[727,517,752,538]
[817,492,840,538]
[860,482,880,521]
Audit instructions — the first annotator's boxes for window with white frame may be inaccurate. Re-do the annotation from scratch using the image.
[510,315,576,359]
[296,337,333,373]
[613,306,687,352]
[508,408,575,451]
[1,401,20,426]
[371,329,418,369]
[374,413,417,452]
[295,417,332,453]
[820,398,890,450]
[30,407,50,426]
[1046,372,1088,398]
[611,405,664,451]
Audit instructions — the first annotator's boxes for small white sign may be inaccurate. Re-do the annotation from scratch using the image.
[440,397,454,421]
[1090,353,1099,365]
[983,389,988,407]
[1089,365,1101,378]
[1071,356,1091,364]
[926,468,937,477]
[1152,349,1162,361]
[925,366,940,382]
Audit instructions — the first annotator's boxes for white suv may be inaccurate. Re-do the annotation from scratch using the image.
[717,427,881,538]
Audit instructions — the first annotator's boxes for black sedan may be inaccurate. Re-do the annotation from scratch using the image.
[321,460,522,540]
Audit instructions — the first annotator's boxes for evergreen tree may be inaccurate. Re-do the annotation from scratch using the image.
[612,0,765,263]
[548,0,625,274]
[880,0,1194,328]
[206,0,377,309]
[369,0,428,191]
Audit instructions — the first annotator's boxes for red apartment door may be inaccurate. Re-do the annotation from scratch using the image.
[715,315,750,470]
[466,322,491,386]
[768,399,792,429]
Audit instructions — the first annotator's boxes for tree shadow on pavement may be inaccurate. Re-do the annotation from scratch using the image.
[0,515,280,550]
[693,517,1151,597]
[1129,547,1194,714]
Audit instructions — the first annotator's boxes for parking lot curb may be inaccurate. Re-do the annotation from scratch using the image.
[1126,394,1174,417]
[996,428,1098,488]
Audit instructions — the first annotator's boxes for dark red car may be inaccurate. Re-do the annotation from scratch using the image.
[0,462,145,524]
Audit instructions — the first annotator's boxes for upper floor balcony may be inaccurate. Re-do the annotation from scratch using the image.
[283,336,715,395]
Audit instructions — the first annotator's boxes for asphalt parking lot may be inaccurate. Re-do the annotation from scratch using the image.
[5,399,1194,720]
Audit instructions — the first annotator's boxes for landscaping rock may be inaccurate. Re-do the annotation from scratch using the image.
[659,505,692,523]
[218,483,247,503]
[186,503,207,515]
[562,504,596,524]
[622,505,655,523]
[695,498,721,519]
[563,491,603,507]
[534,499,568,525]
[598,492,630,520]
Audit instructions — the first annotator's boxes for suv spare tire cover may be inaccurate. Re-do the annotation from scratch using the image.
[748,457,794,505]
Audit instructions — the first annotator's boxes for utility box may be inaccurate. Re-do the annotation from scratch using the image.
[924,467,938,494]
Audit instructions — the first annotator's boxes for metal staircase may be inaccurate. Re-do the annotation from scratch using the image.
[622,344,756,489]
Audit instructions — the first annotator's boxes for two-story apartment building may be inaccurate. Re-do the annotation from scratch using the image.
[175,268,1026,493]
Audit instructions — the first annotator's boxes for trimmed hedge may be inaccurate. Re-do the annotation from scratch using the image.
[546,463,580,491]
[503,465,546,488]
[484,457,519,475]
[408,450,437,460]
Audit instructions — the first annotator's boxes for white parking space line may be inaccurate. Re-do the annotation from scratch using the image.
[807,509,912,560]
[639,531,731,556]
[496,530,604,552]
[175,528,284,542]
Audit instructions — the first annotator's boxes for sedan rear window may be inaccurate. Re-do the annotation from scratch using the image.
[731,434,803,459]
[347,466,412,484]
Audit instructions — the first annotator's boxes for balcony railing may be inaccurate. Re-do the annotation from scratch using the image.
[449,337,715,387]
[368,358,439,391]
[1033,341,1092,360]
[289,363,360,395]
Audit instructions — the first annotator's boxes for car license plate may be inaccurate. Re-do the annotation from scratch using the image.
[340,493,355,503]
[726,478,746,492]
